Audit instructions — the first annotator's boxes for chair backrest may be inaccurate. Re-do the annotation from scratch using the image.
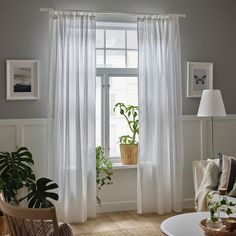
[192,159,220,194]
[0,193,60,236]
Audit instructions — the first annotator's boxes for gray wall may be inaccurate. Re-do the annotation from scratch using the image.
[0,0,236,118]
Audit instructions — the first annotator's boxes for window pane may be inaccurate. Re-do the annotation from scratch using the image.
[127,30,138,49]
[96,50,104,67]
[96,76,102,147]
[127,50,138,68]
[109,77,138,157]
[106,30,125,49]
[106,50,125,68]
[96,29,104,48]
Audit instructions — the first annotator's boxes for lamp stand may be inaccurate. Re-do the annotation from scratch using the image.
[211,116,214,159]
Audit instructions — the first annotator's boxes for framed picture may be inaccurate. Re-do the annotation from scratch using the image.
[187,62,213,98]
[6,60,39,100]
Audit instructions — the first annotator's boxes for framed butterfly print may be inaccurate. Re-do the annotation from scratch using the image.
[187,62,213,98]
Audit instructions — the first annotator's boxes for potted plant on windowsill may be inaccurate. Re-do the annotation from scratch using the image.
[113,102,139,165]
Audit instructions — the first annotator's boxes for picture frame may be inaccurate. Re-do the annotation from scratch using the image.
[187,62,213,98]
[6,60,39,100]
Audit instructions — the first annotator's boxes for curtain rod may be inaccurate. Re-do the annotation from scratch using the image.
[40,8,186,18]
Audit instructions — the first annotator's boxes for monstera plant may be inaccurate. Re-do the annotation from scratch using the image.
[0,146,58,208]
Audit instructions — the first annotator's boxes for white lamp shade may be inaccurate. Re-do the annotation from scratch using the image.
[197,90,226,117]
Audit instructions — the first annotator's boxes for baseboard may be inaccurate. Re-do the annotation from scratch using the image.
[96,200,137,213]
[182,198,194,209]
[96,198,194,213]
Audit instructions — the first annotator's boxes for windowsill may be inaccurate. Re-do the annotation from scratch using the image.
[112,162,137,169]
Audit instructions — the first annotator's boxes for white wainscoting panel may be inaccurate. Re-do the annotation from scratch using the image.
[97,168,137,213]
[182,117,202,207]
[0,119,47,178]
[0,125,17,151]
[214,116,236,157]
[0,116,236,213]
[23,122,47,178]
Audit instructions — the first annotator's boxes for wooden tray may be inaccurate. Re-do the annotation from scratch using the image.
[199,219,236,236]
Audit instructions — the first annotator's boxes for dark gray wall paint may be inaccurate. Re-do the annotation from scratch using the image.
[0,0,236,118]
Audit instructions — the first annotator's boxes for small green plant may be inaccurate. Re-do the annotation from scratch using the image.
[0,146,58,208]
[207,193,236,222]
[113,103,139,144]
[96,146,113,206]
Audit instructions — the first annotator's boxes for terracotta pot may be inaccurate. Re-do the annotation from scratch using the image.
[120,144,138,165]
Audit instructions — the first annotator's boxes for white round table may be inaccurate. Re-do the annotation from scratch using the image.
[161,212,209,236]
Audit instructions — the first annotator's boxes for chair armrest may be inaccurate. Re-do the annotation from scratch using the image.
[193,160,210,194]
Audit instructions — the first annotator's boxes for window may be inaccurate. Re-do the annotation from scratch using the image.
[96,23,138,68]
[96,22,138,161]
[109,76,138,157]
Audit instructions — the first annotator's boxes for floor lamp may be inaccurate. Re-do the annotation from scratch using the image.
[197,90,226,159]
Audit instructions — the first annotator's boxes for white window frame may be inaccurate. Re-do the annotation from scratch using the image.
[96,22,138,161]
[97,69,138,161]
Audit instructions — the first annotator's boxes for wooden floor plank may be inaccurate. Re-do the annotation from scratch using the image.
[71,209,194,234]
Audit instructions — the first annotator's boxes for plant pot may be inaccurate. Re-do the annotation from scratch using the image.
[120,144,138,165]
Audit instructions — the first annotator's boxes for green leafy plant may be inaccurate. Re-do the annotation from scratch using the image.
[0,146,58,208]
[207,193,236,222]
[0,147,35,203]
[113,103,139,144]
[20,178,59,208]
[96,146,113,206]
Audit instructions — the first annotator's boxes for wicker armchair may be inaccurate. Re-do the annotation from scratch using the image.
[0,193,73,236]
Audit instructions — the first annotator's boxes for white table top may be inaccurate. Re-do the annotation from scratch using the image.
[161,212,209,236]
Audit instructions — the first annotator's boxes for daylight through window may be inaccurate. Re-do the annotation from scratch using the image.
[96,22,138,160]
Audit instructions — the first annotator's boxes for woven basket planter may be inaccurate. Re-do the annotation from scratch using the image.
[120,144,138,165]
[200,218,236,236]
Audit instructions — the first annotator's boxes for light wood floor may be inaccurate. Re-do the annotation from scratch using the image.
[71,209,194,235]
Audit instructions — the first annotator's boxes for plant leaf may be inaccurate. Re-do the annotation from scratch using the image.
[26,177,59,208]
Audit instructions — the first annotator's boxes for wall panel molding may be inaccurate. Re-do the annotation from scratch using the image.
[0,116,236,212]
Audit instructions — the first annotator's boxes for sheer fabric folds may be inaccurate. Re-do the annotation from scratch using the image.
[137,15,184,214]
[47,11,96,223]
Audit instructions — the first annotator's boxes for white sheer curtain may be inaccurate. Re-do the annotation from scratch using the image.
[137,15,183,214]
[47,11,96,223]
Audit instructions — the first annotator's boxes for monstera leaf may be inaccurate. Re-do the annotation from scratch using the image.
[0,147,59,208]
[25,177,59,208]
[0,147,34,179]
[0,147,35,202]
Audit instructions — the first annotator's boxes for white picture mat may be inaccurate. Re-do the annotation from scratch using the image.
[187,62,213,98]
[6,60,39,100]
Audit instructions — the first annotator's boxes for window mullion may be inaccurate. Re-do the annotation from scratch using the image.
[102,73,110,158]
[125,30,127,68]
[101,75,105,152]
[104,30,106,68]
